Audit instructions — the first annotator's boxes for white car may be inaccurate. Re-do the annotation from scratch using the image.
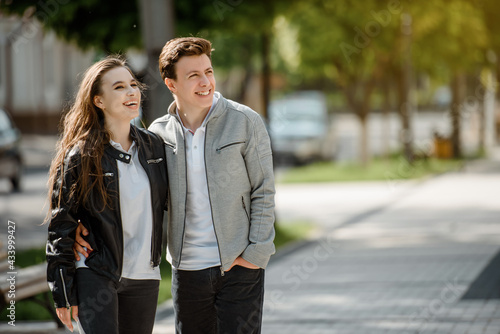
[0,109,22,191]
[268,91,330,165]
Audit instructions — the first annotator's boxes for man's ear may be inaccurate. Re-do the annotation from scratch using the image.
[94,96,104,109]
[165,78,176,93]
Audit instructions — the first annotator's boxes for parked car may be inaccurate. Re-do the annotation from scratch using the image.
[0,109,22,191]
[268,91,330,165]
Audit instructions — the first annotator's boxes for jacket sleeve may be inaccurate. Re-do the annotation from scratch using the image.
[46,151,80,309]
[241,114,276,268]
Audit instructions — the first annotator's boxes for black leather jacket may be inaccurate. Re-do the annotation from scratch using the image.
[46,126,168,308]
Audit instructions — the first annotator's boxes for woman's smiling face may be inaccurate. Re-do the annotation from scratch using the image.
[93,66,141,124]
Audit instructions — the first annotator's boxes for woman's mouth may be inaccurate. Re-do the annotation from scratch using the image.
[124,100,139,107]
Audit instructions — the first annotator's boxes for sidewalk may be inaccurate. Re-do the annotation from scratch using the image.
[262,167,500,333]
[2,150,500,333]
[154,152,500,333]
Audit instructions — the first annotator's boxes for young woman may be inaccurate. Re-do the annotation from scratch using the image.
[45,56,168,334]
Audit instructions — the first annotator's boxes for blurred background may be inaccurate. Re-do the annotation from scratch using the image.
[1,0,500,331]
[0,0,499,169]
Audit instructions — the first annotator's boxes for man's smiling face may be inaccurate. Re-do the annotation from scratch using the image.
[166,54,216,114]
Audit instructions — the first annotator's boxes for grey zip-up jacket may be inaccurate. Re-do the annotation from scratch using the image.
[149,92,276,271]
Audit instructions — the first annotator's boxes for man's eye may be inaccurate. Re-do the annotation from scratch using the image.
[189,74,197,78]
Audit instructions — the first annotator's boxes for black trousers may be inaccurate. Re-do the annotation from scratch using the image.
[76,268,160,334]
[172,265,265,334]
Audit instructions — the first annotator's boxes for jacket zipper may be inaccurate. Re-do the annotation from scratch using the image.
[59,269,71,308]
[90,172,114,177]
[165,142,177,154]
[141,149,161,269]
[204,123,225,276]
[176,122,188,268]
[240,198,250,276]
[147,158,163,164]
[114,159,124,282]
[216,141,246,153]
[241,197,250,223]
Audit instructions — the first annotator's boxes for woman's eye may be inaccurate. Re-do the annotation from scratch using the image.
[131,83,138,87]
[115,85,124,89]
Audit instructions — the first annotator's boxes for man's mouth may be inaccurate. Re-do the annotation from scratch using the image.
[195,90,211,96]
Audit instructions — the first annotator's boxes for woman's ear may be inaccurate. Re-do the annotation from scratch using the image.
[94,95,104,109]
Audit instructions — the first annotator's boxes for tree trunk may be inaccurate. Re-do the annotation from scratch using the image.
[482,69,497,150]
[359,114,369,167]
[496,56,500,101]
[4,34,13,115]
[381,79,391,159]
[399,12,413,163]
[396,68,413,163]
[139,0,175,125]
[260,32,271,121]
[477,98,486,155]
[450,71,466,158]
[237,51,253,103]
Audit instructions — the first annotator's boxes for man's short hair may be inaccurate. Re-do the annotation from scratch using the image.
[159,37,213,81]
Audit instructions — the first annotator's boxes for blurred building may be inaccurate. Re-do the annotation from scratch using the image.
[0,13,94,134]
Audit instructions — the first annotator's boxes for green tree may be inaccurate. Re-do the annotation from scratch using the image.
[286,0,401,165]
[286,0,490,163]
[0,0,141,52]
[411,0,489,158]
[177,0,291,119]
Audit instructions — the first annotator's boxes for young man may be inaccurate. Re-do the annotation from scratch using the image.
[75,37,276,333]
[149,37,276,333]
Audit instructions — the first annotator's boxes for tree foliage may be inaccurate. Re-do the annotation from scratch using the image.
[0,0,141,52]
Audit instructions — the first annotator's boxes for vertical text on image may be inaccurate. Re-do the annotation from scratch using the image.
[6,220,17,326]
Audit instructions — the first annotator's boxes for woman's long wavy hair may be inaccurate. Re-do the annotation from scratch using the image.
[45,56,142,223]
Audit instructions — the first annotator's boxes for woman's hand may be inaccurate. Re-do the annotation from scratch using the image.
[227,256,260,271]
[56,306,78,332]
[73,221,92,261]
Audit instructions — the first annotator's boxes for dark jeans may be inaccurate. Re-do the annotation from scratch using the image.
[76,268,160,334]
[172,265,265,334]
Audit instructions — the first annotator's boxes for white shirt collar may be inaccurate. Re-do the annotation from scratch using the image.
[176,95,219,134]
[110,139,136,153]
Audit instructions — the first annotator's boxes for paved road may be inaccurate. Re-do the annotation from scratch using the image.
[0,170,50,250]
[0,135,56,250]
[153,155,500,334]
[261,161,500,334]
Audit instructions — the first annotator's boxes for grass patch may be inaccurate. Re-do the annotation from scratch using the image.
[158,253,172,304]
[279,156,464,183]
[0,247,55,322]
[14,246,46,268]
[274,221,315,249]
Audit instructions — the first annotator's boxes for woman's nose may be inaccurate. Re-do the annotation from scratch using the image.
[127,86,136,95]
